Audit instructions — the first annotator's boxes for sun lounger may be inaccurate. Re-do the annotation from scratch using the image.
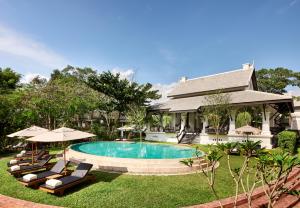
[7,151,48,167]
[11,142,27,150]
[18,160,70,188]
[39,162,94,195]
[7,155,54,177]
[14,150,48,160]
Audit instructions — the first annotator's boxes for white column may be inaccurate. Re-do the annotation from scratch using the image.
[201,117,208,135]
[180,113,187,131]
[261,110,272,135]
[290,112,300,130]
[228,110,236,135]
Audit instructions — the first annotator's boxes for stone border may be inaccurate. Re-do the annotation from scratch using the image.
[66,142,209,175]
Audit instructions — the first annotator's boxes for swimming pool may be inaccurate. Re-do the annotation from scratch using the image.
[68,141,206,175]
[71,141,200,159]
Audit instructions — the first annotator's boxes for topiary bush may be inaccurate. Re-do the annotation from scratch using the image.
[236,111,252,128]
[277,130,298,154]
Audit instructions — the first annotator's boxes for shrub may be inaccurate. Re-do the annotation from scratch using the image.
[277,130,298,154]
[236,111,252,128]
[91,123,108,140]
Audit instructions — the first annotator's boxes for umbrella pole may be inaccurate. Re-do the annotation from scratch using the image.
[35,142,37,154]
[31,143,34,164]
[63,142,67,175]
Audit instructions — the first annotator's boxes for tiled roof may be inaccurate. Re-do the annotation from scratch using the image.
[168,68,254,97]
[157,90,292,112]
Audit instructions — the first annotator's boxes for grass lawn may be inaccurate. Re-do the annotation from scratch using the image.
[0,145,257,208]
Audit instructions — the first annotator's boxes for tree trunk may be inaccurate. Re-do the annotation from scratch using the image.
[48,114,51,130]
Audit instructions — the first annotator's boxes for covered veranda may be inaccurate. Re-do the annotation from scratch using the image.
[146,90,294,149]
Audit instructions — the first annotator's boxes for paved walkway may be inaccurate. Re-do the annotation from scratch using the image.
[0,194,63,208]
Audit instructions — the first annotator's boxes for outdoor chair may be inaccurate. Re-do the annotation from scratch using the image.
[39,162,94,195]
[18,160,70,188]
[7,155,54,177]
[7,150,48,167]
[14,150,48,160]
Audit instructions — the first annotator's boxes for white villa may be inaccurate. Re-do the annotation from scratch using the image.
[146,63,299,149]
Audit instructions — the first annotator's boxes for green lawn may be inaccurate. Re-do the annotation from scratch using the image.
[0,146,256,208]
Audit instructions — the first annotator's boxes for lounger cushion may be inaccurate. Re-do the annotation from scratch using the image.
[71,163,93,178]
[10,165,20,171]
[16,153,24,157]
[46,179,62,188]
[36,171,56,179]
[23,174,37,182]
[50,160,67,173]
[21,150,26,154]
[10,159,18,165]
[42,176,81,189]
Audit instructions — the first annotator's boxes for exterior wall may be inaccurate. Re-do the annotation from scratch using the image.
[145,132,177,143]
[290,110,300,130]
[146,132,273,149]
[193,134,272,149]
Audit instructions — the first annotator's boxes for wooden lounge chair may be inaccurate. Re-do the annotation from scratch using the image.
[39,163,94,195]
[7,151,48,167]
[18,160,70,188]
[7,155,54,177]
[14,150,48,160]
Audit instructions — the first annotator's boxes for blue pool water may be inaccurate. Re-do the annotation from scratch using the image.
[71,141,201,159]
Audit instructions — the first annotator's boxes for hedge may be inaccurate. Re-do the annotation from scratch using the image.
[277,130,298,154]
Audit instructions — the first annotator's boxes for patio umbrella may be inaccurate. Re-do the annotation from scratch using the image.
[235,125,261,141]
[7,125,49,138]
[27,127,95,174]
[117,125,135,139]
[7,125,49,164]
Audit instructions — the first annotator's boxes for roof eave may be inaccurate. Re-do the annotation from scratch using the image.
[167,86,249,98]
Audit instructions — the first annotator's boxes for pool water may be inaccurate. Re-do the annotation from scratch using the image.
[71,141,201,159]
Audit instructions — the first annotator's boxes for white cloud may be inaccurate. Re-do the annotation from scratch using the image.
[277,0,299,14]
[151,82,178,104]
[21,72,49,83]
[109,66,178,104]
[288,87,300,97]
[111,67,135,81]
[0,24,68,69]
[289,0,299,7]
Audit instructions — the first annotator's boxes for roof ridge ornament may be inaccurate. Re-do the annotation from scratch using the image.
[242,63,254,70]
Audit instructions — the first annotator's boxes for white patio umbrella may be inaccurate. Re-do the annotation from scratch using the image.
[117,125,135,139]
[7,125,49,138]
[27,127,95,174]
[7,125,49,164]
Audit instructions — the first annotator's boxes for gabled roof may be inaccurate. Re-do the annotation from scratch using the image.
[168,68,255,98]
[159,90,292,112]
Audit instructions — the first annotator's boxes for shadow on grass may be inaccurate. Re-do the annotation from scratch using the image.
[54,171,122,197]
[0,152,18,159]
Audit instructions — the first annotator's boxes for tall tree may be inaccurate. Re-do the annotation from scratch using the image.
[0,68,21,91]
[256,68,299,94]
[22,69,103,130]
[0,68,22,152]
[126,105,147,141]
[202,90,231,141]
[87,71,161,114]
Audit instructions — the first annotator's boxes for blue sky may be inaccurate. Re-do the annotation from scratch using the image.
[0,0,299,92]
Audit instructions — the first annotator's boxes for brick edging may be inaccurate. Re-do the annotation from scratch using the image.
[0,194,64,208]
[185,166,300,208]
